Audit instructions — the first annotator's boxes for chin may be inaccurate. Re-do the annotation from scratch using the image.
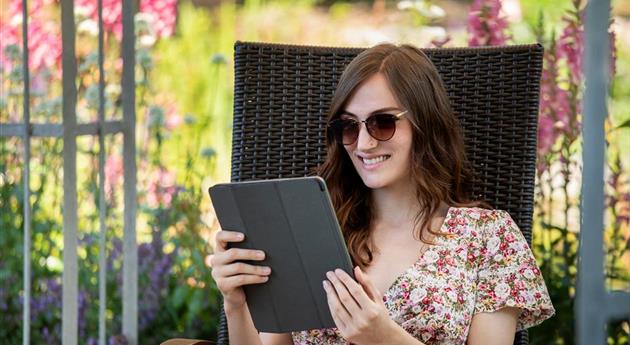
[358,174,389,190]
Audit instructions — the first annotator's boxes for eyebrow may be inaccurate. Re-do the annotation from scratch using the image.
[340,107,403,118]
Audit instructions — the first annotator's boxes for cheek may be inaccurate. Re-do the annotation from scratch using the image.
[344,145,357,161]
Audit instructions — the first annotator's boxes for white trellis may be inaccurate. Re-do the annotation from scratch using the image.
[0,0,138,344]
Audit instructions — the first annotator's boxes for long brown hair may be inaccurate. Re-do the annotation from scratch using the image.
[317,43,486,268]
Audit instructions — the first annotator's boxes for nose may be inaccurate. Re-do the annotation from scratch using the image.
[356,122,377,151]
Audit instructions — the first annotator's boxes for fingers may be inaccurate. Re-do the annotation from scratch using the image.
[211,247,266,266]
[215,261,271,277]
[325,269,363,315]
[211,258,271,293]
[322,280,350,329]
[217,274,269,292]
[332,268,375,309]
[354,266,381,302]
[215,230,245,252]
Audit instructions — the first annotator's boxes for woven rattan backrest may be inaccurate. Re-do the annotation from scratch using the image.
[231,41,543,244]
[222,41,543,345]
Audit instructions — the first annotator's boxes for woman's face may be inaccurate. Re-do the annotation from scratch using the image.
[341,73,414,191]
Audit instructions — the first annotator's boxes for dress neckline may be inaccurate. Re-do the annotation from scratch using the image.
[381,206,454,297]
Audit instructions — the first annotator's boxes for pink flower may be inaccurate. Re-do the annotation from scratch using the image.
[146,167,179,208]
[467,0,510,46]
[609,21,617,80]
[75,0,123,39]
[163,102,182,130]
[140,0,178,38]
[537,114,555,157]
[557,13,584,85]
[0,22,19,70]
[74,0,177,40]
[0,0,62,73]
[104,154,124,201]
[28,21,62,72]
[165,113,182,130]
[537,40,572,157]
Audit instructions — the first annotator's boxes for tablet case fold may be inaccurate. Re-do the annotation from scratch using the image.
[208,176,354,333]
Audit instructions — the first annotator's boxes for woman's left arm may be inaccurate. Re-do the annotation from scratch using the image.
[466,307,520,345]
[323,266,427,345]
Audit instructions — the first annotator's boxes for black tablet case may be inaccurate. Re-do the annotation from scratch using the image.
[208,176,354,333]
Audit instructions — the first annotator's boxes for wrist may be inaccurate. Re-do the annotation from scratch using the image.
[383,319,425,345]
[223,301,247,316]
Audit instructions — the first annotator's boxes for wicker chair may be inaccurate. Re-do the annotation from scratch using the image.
[162,41,543,345]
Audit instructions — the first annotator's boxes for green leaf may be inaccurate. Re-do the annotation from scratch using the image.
[172,285,189,309]
[189,288,204,316]
[615,118,630,130]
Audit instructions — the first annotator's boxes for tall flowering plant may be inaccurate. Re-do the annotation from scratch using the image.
[0,0,223,343]
[467,0,628,343]
[467,0,510,46]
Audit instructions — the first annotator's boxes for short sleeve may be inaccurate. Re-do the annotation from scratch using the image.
[474,210,555,330]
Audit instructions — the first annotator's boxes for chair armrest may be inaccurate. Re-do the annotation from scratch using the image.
[160,338,215,345]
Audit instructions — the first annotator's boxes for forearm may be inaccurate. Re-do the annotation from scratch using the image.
[225,303,264,345]
[381,321,427,345]
[392,332,427,345]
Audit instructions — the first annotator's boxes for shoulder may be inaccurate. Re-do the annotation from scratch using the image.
[446,207,512,227]
[445,207,518,240]
[448,206,511,221]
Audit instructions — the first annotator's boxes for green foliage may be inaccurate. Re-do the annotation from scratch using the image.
[152,2,236,185]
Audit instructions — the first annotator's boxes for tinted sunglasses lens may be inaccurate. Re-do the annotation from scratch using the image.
[341,120,360,144]
[367,115,397,141]
[329,120,359,145]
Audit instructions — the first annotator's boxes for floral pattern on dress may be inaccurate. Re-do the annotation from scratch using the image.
[291,207,555,345]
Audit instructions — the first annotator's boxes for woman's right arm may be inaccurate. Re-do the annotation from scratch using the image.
[210,230,292,345]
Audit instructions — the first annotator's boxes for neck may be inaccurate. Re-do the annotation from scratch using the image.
[370,179,450,233]
[371,179,420,229]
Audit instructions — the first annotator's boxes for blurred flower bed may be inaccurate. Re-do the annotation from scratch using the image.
[0,0,628,344]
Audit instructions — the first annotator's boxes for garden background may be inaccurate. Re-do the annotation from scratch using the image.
[0,0,629,344]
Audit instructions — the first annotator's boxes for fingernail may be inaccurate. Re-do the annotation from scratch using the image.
[322,280,328,289]
[257,251,265,258]
[262,267,271,274]
[326,271,333,279]
[237,233,244,239]
[335,268,344,275]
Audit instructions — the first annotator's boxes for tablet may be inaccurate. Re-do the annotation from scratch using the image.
[208,176,354,333]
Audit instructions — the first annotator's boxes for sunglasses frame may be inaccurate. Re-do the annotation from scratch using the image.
[327,110,408,145]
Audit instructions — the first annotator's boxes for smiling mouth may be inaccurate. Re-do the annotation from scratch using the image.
[360,155,391,165]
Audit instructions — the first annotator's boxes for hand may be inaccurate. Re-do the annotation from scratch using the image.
[208,229,271,311]
[323,266,399,345]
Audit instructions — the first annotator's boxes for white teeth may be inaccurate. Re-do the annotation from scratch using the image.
[363,155,389,165]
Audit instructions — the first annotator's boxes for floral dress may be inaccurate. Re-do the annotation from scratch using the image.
[291,207,555,345]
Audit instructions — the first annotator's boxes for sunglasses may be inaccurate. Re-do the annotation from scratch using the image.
[327,110,408,145]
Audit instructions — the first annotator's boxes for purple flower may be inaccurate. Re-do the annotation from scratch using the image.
[136,229,175,331]
[537,38,571,158]
[467,0,510,46]
[109,334,129,345]
[557,5,584,86]
[609,20,617,80]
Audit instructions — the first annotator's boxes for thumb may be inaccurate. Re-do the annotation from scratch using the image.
[355,266,381,302]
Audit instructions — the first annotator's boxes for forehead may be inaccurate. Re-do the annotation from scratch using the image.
[343,73,401,118]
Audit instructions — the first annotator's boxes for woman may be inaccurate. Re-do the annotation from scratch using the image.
[210,43,554,345]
